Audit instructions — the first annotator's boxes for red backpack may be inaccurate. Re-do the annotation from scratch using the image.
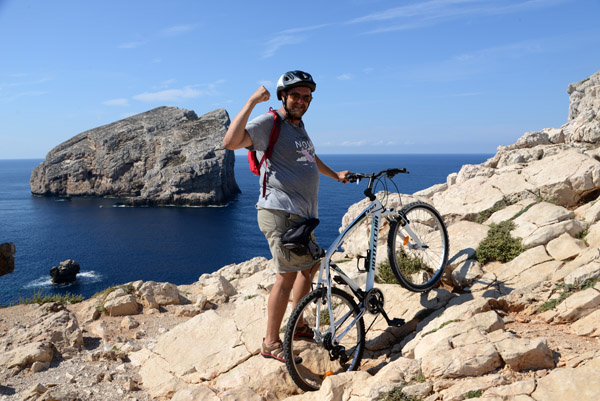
[248,109,281,197]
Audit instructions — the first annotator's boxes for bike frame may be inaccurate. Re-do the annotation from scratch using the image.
[313,196,397,347]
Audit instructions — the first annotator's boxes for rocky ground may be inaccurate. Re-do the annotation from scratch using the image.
[0,270,598,401]
[0,295,191,401]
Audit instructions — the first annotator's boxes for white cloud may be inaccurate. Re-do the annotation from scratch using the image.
[262,35,306,58]
[337,73,353,81]
[279,24,331,35]
[133,87,204,102]
[133,83,221,103]
[159,24,195,37]
[103,98,129,106]
[349,0,567,34]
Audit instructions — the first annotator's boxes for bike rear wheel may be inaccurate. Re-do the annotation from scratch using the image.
[387,201,449,292]
[283,287,365,392]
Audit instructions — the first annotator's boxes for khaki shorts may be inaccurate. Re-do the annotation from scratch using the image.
[257,207,320,274]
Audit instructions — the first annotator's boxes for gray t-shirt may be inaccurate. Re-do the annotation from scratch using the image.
[246,111,319,218]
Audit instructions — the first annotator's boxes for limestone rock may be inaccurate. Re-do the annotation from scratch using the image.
[565,71,600,144]
[571,309,600,337]
[0,303,83,364]
[202,274,237,304]
[482,379,536,399]
[0,242,16,276]
[440,374,509,401]
[586,220,600,247]
[493,336,555,371]
[421,341,502,379]
[0,342,53,370]
[104,289,140,317]
[137,281,181,307]
[546,233,588,261]
[564,262,600,287]
[554,287,600,322]
[30,107,240,206]
[531,366,600,401]
[446,220,490,267]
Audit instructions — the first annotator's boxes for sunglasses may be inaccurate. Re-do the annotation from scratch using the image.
[287,92,313,103]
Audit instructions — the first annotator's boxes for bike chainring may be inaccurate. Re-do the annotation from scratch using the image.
[323,332,333,350]
[365,288,384,314]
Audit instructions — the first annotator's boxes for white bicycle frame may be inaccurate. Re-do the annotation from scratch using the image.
[312,197,400,347]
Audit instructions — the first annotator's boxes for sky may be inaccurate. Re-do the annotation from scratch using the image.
[1,0,599,159]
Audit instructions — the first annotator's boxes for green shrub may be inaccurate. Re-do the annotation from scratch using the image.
[475,221,524,264]
[376,388,421,401]
[466,390,483,398]
[376,260,399,284]
[538,277,600,313]
[376,249,431,285]
[473,198,515,224]
[11,290,83,306]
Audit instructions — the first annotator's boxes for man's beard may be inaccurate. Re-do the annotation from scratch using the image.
[287,104,308,120]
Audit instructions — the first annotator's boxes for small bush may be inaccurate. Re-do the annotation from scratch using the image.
[422,319,461,337]
[466,390,483,398]
[376,388,421,401]
[473,198,515,224]
[475,221,524,264]
[377,249,431,285]
[376,260,399,284]
[92,283,135,300]
[538,277,600,313]
[12,290,83,306]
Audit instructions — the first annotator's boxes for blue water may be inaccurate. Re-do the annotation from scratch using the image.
[0,154,490,306]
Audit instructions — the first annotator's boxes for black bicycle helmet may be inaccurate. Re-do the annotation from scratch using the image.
[276,70,316,100]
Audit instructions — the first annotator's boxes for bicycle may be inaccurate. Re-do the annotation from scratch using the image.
[282,168,449,392]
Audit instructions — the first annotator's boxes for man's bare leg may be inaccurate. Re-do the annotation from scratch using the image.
[265,271,297,346]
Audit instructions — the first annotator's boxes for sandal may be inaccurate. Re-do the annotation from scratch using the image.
[260,339,302,364]
[294,324,315,340]
[261,339,286,362]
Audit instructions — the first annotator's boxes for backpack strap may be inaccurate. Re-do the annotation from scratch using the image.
[258,108,281,197]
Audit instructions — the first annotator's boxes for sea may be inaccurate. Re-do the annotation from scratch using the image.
[0,154,491,306]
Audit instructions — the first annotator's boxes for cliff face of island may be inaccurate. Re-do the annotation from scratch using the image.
[29,107,240,206]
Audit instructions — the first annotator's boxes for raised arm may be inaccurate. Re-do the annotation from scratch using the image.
[315,155,350,184]
[223,86,270,150]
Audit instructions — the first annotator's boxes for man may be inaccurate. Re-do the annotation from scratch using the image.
[223,70,350,362]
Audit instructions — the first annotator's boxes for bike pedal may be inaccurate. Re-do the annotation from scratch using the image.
[388,318,405,327]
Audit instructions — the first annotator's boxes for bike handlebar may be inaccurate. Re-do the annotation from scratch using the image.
[346,168,408,183]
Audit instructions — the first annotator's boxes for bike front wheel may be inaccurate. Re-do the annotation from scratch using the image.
[283,287,365,392]
[387,201,449,292]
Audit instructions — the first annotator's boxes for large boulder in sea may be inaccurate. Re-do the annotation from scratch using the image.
[0,242,16,277]
[30,107,240,206]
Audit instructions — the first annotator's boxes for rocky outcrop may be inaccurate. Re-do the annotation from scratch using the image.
[49,259,80,284]
[0,242,15,276]
[29,107,240,206]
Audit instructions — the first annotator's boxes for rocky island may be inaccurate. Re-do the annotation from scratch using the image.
[29,107,240,206]
[2,71,600,400]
